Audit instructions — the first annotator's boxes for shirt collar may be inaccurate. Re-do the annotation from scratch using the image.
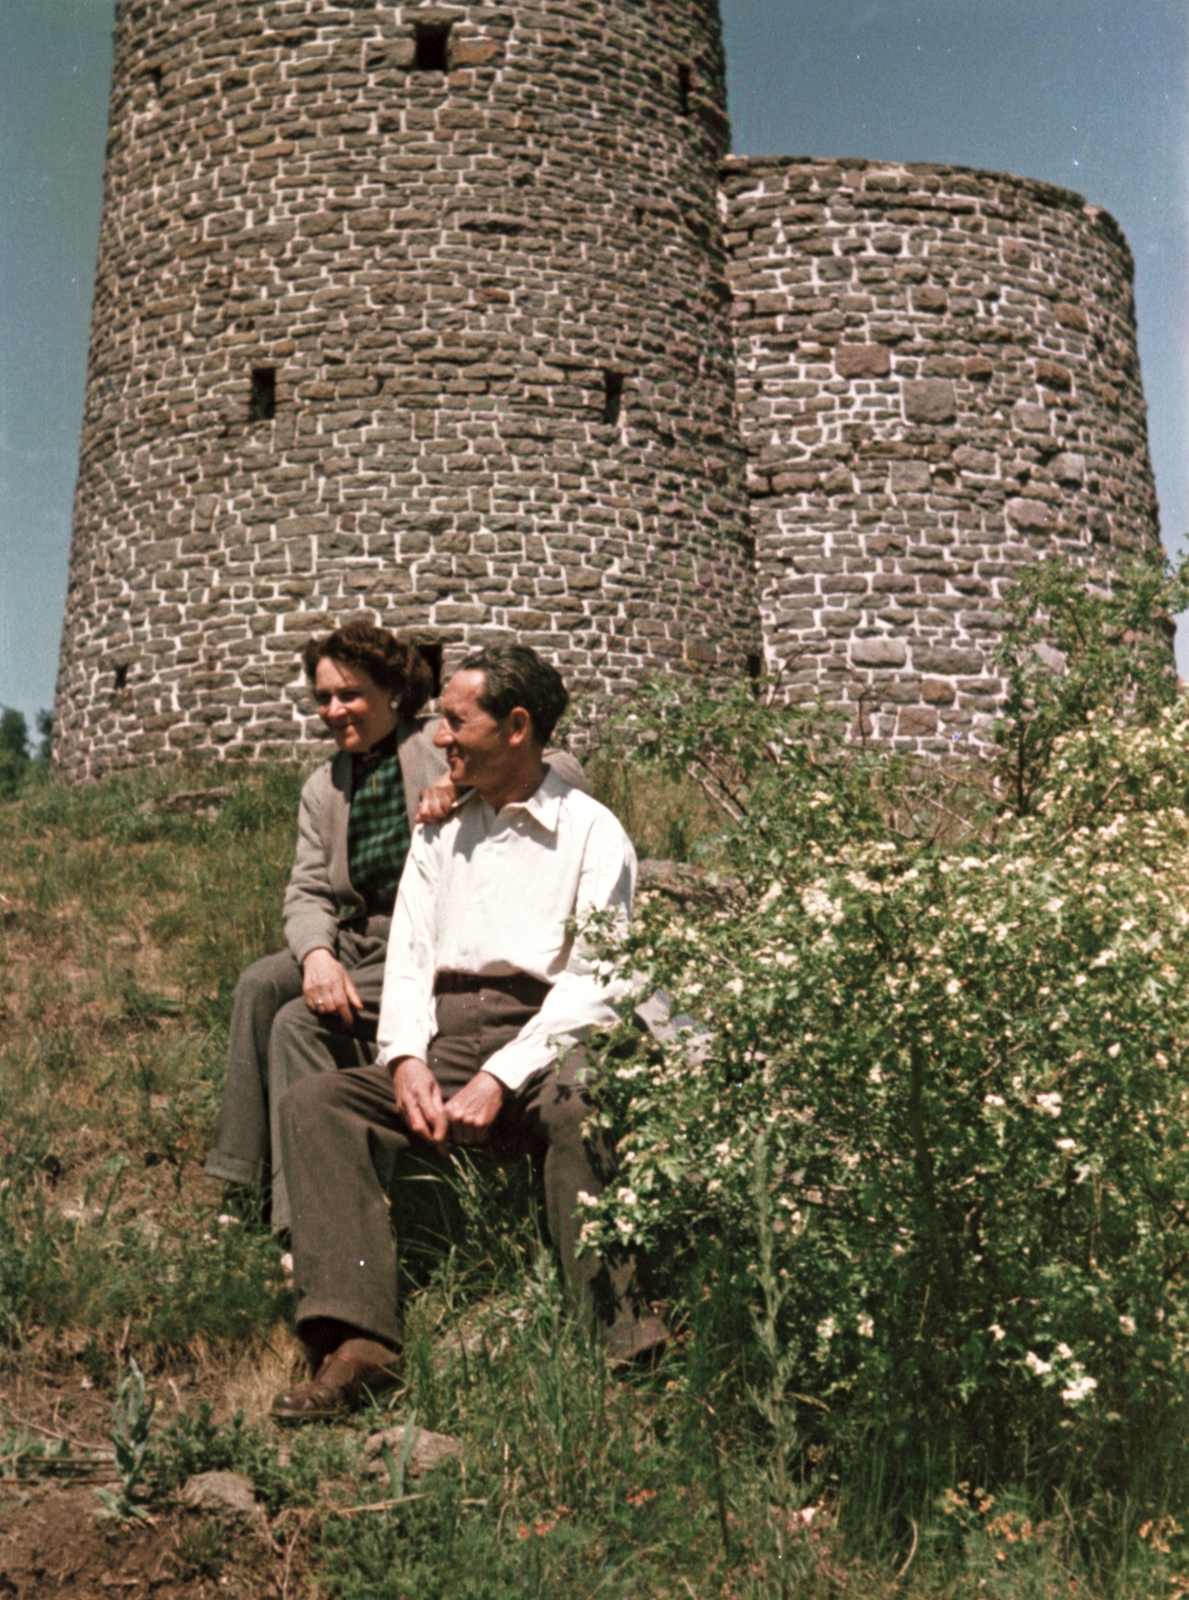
[464,763,567,833]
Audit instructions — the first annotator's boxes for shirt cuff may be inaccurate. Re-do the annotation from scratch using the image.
[481,1035,571,1094]
[376,1031,432,1073]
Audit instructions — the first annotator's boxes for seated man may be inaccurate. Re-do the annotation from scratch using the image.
[271,642,663,1419]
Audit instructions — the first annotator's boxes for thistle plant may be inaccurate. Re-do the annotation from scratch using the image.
[94,1358,156,1520]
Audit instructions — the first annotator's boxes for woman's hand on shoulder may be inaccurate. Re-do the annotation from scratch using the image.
[414,773,461,825]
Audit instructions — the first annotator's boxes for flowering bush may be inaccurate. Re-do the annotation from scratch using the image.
[584,565,1189,1499]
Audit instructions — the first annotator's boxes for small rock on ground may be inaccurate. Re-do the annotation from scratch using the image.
[181,1470,265,1524]
[138,787,233,818]
[364,1425,463,1480]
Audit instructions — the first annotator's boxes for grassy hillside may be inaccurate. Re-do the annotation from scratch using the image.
[2,663,1189,1595]
[0,761,821,1598]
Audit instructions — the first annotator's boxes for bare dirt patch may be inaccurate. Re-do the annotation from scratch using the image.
[0,1482,302,1599]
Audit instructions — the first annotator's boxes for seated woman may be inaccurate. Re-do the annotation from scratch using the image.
[204,620,584,1232]
[204,621,444,1231]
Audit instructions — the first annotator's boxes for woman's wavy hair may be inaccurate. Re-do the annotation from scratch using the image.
[301,621,434,719]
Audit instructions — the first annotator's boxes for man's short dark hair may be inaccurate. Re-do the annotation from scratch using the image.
[458,642,569,745]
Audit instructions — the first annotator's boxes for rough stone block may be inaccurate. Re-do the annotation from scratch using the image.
[903,379,956,424]
[890,461,931,493]
[1006,498,1054,532]
[953,446,997,474]
[921,677,955,705]
[1052,453,1086,485]
[1055,302,1090,331]
[835,344,891,379]
[1012,402,1050,433]
[850,637,907,667]
[451,38,499,66]
[912,647,985,675]
[912,286,948,313]
[1035,359,1073,393]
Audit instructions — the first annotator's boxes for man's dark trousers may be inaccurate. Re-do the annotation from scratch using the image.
[279,984,654,1354]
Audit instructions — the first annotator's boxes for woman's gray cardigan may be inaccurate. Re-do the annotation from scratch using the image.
[282,718,447,965]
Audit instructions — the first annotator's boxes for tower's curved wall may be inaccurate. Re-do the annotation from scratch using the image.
[724,158,1161,754]
[56,0,757,777]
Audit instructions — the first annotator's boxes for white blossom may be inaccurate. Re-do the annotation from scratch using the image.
[801,886,844,924]
[1061,1373,1098,1405]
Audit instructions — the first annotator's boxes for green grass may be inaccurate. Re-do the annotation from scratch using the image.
[0,760,1184,1596]
[0,764,303,1359]
[585,749,722,864]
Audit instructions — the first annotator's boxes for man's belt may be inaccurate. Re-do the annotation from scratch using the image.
[433,970,551,1007]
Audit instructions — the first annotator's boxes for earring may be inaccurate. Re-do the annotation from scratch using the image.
[390,700,399,710]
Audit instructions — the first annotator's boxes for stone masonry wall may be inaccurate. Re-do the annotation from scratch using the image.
[55,0,758,778]
[723,157,1161,755]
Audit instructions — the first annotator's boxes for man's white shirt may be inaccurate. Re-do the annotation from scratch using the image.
[375,765,637,1091]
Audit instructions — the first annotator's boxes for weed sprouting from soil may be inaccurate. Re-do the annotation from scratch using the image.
[93,1358,155,1520]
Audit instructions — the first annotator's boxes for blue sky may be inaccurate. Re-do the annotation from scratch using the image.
[1,0,1185,724]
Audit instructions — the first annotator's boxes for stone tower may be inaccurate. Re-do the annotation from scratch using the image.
[724,159,1161,753]
[55,0,758,777]
[57,8,1163,775]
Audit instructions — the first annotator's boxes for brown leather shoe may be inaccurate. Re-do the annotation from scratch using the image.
[270,1338,399,1423]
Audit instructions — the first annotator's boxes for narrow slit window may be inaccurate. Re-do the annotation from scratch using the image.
[114,664,129,691]
[602,371,624,426]
[249,367,276,422]
[414,23,451,72]
[678,63,692,115]
[149,66,163,98]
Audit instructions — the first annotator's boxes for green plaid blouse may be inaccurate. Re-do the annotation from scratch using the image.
[347,729,412,919]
